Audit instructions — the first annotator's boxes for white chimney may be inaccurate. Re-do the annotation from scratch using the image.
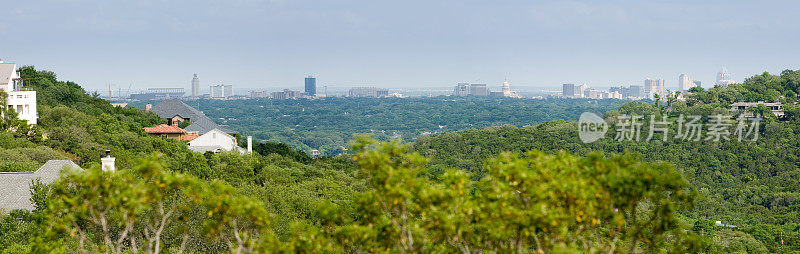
[101,150,116,172]
[247,136,253,154]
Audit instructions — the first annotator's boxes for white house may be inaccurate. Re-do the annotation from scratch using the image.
[0,60,37,125]
[187,128,249,154]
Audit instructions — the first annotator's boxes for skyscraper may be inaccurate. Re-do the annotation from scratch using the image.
[191,74,200,97]
[644,78,664,96]
[679,74,695,91]
[210,84,233,99]
[562,84,575,97]
[305,75,317,96]
[716,67,735,85]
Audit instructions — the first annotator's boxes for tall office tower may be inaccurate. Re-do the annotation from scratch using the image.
[469,84,489,96]
[454,83,470,96]
[716,67,735,85]
[224,84,233,97]
[210,84,233,99]
[562,83,575,97]
[679,74,694,91]
[305,75,317,96]
[629,85,644,98]
[644,78,664,95]
[191,74,200,97]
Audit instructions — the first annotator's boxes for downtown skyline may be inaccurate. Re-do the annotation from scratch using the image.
[1,0,798,92]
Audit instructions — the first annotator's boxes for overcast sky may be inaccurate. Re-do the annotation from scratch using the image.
[2,0,799,93]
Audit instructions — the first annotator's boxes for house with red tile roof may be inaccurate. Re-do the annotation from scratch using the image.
[143,124,194,140]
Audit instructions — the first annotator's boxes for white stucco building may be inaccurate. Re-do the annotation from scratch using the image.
[0,61,37,125]
[187,128,248,154]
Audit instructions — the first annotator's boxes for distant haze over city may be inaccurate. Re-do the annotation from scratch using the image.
[2,0,799,93]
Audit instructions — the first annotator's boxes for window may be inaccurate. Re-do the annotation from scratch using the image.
[16,105,22,113]
[24,104,29,114]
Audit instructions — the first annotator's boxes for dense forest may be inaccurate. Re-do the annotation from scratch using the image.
[1,66,799,253]
[131,97,626,156]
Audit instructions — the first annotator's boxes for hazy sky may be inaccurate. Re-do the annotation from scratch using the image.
[2,0,799,93]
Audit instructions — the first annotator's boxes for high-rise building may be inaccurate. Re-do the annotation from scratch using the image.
[679,74,696,91]
[630,85,644,98]
[271,89,304,99]
[469,84,489,96]
[644,78,664,96]
[305,76,317,96]
[610,86,630,98]
[191,74,200,97]
[454,83,470,96]
[716,67,735,85]
[562,83,575,97]
[210,84,233,99]
[453,83,489,96]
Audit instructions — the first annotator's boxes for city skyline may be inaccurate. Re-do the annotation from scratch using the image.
[2,0,798,91]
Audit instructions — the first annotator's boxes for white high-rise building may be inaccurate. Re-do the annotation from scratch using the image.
[716,67,735,85]
[679,74,697,91]
[210,84,233,99]
[191,74,200,97]
[0,60,37,125]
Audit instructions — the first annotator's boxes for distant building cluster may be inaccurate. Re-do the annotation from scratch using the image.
[114,67,738,102]
[563,78,667,100]
[453,80,519,98]
[563,83,625,99]
[271,89,306,99]
[349,87,389,97]
[130,88,185,101]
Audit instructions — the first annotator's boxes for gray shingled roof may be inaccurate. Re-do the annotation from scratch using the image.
[149,100,238,136]
[149,100,206,120]
[184,116,238,135]
[0,160,82,212]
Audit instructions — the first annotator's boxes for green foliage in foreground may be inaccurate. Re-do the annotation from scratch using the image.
[1,140,704,253]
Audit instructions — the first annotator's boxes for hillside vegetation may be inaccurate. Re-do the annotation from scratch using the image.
[1,66,798,252]
[136,97,625,156]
